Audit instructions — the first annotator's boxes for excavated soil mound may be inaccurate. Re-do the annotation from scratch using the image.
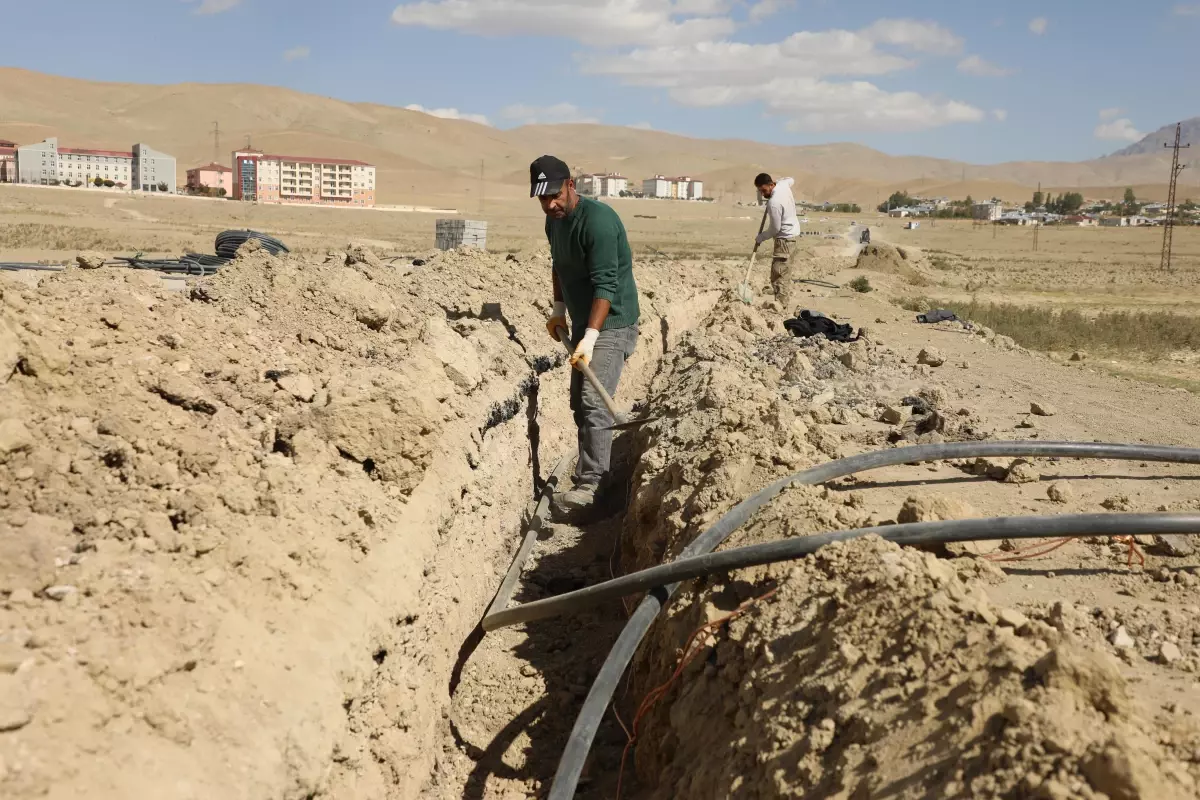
[616,296,1200,798]
[638,536,1199,799]
[0,243,718,799]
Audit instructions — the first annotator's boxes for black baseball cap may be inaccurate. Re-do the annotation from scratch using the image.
[530,155,570,197]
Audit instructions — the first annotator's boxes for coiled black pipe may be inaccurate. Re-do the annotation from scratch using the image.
[214,229,289,258]
[548,440,1200,799]
[486,512,1200,631]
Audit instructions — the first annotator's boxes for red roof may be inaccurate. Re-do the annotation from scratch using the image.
[188,162,232,173]
[60,147,133,158]
[0,147,15,156]
[0,140,16,148]
[260,153,373,167]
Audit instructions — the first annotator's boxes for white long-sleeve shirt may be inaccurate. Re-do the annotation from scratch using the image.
[756,177,799,244]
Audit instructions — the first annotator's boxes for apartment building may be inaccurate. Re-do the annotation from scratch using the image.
[231,148,376,207]
[641,175,704,200]
[185,162,233,195]
[133,144,177,193]
[13,137,176,191]
[578,173,628,197]
[59,146,133,187]
[0,140,15,183]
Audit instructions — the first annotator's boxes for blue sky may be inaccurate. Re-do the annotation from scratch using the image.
[3,0,1198,164]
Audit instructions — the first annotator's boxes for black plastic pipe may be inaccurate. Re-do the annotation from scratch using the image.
[488,512,1200,631]
[548,440,1200,799]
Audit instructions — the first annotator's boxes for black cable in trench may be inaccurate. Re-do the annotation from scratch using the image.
[485,512,1200,631]
[547,440,1200,800]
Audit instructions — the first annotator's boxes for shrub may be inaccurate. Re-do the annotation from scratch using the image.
[93,176,104,187]
[848,276,873,293]
[103,179,114,187]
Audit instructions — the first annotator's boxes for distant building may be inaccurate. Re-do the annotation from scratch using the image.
[133,144,177,193]
[15,138,60,185]
[13,137,175,191]
[642,174,703,200]
[0,140,15,183]
[972,201,1002,221]
[59,146,133,187]
[1064,215,1098,227]
[186,162,233,196]
[232,149,376,207]
[889,207,915,218]
[578,173,628,197]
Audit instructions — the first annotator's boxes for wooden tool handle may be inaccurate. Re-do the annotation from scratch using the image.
[556,326,623,421]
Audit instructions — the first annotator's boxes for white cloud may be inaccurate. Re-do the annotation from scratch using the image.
[394,7,981,135]
[391,0,735,46]
[405,104,492,126]
[500,103,600,125]
[1098,107,1123,121]
[628,121,655,130]
[992,109,1008,121]
[584,31,915,87]
[1028,16,1048,35]
[1173,4,1200,15]
[748,0,793,22]
[860,18,963,55]
[584,20,981,133]
[283,46,310,62]
[189,0,241,14]
[957,54,1012,77]
[1094,118,1143,142]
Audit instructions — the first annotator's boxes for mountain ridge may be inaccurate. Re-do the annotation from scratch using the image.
[0,67,1187,205]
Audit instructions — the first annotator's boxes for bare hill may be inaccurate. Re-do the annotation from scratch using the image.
[0,68,1181,205]
[1108,117,1200,157]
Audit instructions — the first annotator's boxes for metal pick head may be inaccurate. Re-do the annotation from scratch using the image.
[603,414,663,432]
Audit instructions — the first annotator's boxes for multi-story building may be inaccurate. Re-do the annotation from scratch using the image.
[231,149,376,207]
[0,140,15,183]
[132,144,176,193]
[578,173,628,197]
[15,138,60,185]
[972,201,1003,221]
[642,175,703,200]
[13,137,175,191]
[186,162,233,196]
[59,146,133,187]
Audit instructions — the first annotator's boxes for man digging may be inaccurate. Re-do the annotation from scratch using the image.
[753,172,800,307]
[532,155,641,519]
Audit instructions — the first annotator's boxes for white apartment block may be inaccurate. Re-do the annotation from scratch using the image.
[15,137,176,191]
[578,173,628,197]
[641,174,703,200]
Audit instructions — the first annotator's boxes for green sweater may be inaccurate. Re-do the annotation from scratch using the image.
[546,197,640,332]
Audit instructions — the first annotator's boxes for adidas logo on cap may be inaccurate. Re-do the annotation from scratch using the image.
[538,172,546,179]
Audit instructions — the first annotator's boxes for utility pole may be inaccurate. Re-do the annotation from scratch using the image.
[1032,182,1041,251]
[1161,122,1190,272]
[212,121,221,165]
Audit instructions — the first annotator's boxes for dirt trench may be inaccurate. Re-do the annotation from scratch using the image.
[0,242,728,799]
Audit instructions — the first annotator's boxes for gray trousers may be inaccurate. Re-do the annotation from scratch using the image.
[569,324,639,487]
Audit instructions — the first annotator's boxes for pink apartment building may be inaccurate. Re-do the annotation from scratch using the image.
[231,148,376,207]
[186,162,233,195]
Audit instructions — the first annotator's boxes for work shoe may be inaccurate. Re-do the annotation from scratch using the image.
[552,484,598,521]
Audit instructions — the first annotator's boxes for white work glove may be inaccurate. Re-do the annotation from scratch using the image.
[545,301,568,342]
[570,327,600,370]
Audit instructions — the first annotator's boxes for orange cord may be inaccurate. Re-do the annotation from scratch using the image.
[614,588,778,799]
[984,535,1144,567]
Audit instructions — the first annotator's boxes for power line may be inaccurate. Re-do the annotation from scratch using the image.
[1161,122,1190,272]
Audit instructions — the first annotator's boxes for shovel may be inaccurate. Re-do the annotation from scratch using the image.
[736,205,770,304]
[555,327,662,431]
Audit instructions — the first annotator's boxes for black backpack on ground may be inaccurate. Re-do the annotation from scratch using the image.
[784,309,859,342]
